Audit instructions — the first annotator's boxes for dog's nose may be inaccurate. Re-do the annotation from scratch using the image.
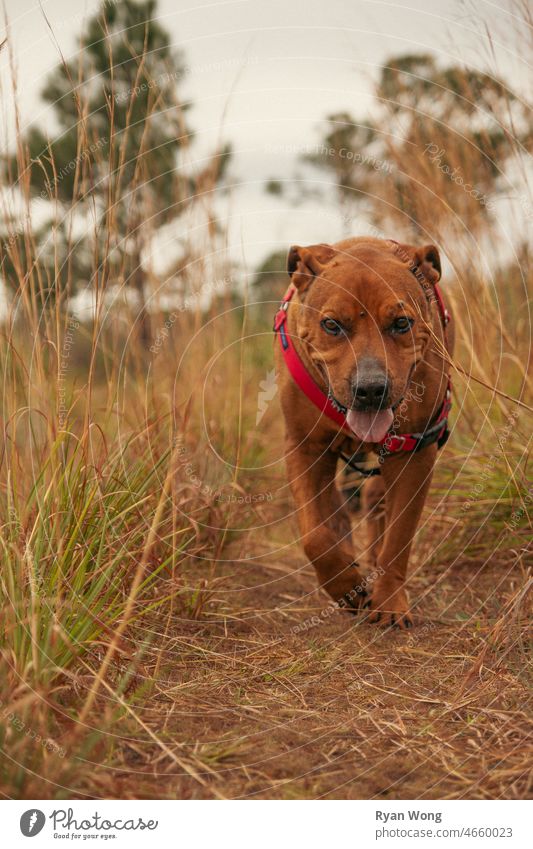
[352,372,389,408]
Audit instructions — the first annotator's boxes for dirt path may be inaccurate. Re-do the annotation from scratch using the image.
[107,486,531,800]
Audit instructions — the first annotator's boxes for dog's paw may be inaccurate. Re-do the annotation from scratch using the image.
[369,608,414,629]
[364,585,414,629]
[326,562,368,612]
[338,584,368,612]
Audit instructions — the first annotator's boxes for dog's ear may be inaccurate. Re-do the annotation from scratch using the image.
[413,244,441,284]
[391,242,442,285]
[287,243,336,294]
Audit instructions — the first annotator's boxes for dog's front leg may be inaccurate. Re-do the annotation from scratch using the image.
[367,445,437,628]
[286,441,366,609]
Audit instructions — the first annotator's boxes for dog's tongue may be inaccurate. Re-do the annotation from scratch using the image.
[346,408,394,442]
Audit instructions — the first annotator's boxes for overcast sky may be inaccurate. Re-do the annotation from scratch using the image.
[0,0,528,278]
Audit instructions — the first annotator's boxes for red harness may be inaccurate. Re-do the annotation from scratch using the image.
[274,285,452,456]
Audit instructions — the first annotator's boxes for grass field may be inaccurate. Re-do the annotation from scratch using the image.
[0,1,531,801]
[0,296,530,799]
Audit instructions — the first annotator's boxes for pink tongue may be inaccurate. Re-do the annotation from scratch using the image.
[346,408,394,442]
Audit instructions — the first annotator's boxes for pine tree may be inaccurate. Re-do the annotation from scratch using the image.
[1,0,229,341]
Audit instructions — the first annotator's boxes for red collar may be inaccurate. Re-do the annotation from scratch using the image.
[274,285,452,454]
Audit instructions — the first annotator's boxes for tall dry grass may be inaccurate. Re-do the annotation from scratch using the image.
[0,24,268,794]
[0,4,530,799]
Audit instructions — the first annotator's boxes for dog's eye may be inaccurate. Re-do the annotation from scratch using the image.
[321,317,343,336]
[391,316,414,334]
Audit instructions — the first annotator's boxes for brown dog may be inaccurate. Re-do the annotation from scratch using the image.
[275,237,453,628]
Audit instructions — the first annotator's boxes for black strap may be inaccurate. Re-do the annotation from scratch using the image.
[340,415,450,477]
[437,425,450,450]
[410,418,449,453]
[339,452,382,477]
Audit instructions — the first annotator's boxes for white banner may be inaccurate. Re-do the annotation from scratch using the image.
[2,800,530,848]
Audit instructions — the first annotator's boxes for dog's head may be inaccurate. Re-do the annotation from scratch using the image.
[287,238,442,441]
